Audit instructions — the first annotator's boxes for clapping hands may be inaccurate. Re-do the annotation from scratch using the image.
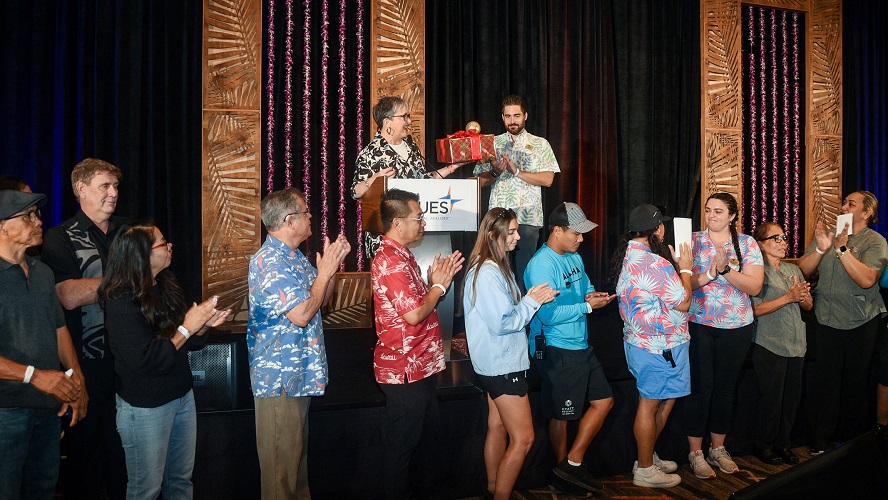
[526,282,558,305]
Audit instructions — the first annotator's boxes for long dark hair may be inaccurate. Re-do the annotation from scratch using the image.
[608,226,676,286]
[98,221,187,339]
[708,192,744,273]
[462,207,521,307]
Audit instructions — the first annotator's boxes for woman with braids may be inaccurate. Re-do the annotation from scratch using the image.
[613,205,693,488]
[462,207,557,500]
[351,96,469,258]
[683,192,763,479]
[749,221,811,466]
[797,191,887,454]
[99,222,230,499]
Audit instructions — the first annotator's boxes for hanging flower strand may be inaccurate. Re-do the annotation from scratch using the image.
[355,0,365,270]
[748,6,758,229]
[337,0,347,269]
[792,12,801,254]
[266,0,276,193]
[320,0,331,238]
[284,0,295,188]
[301,0,312,202]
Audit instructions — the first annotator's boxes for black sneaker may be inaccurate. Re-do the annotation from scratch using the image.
[779,448,799,465]
[553,459,602,491]
[753,447,782,465]
[810,440,827,455]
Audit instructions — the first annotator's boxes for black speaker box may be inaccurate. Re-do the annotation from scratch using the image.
[188,334,253,412]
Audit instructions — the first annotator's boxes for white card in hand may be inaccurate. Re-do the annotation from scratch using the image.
[836,213,853,236]
[673,218,693,257]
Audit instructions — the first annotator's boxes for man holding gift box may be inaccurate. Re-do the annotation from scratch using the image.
[474,95,560,291]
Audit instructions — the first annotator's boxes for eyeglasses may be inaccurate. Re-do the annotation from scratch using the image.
[2,208,41,224]
[285,211,308,221]
[396,213,424,222]
[760,234,789,242]
[151,240,171,250]
[391,113,411,121]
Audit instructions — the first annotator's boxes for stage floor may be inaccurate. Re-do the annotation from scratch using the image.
[457,446,813,499]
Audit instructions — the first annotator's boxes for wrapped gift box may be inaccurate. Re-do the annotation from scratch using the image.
[435,131,495,163]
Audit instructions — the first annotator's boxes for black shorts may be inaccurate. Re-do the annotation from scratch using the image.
[477,371,529,399]
[534,345,613,420]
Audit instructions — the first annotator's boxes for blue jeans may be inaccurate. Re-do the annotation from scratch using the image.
[0,407,61,500]
[116,391,196,500]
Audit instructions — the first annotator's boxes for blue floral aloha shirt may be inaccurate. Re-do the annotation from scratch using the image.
[247,235,327,397]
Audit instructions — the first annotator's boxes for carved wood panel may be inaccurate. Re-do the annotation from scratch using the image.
[369,0,426,149]
[806,0,842,240]
[203,0,262,329]
[700,0,842,243]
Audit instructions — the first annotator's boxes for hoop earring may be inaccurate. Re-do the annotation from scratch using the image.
[385,126,393,135]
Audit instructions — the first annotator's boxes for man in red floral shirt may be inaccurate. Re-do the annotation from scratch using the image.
[371,188,464,499]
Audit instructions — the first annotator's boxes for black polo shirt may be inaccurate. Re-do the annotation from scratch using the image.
[0,255,66,411]
[42,211,127,359]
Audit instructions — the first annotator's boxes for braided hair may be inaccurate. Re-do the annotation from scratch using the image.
[708,192,743,273]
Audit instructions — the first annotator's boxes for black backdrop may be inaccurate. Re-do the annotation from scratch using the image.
[1,0,885,297]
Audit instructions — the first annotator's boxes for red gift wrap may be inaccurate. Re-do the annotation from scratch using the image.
[435,130,495,163]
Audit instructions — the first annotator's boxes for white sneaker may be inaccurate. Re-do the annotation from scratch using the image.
[633,464,681,488]
[707,446,739,474]
[653,452,678,473]
[689,450,716,479]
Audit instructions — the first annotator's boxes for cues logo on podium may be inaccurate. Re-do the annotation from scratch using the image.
[387,178,479,231]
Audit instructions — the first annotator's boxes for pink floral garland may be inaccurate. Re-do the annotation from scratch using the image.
[284,0,295,188]
[770,9,778,222]
[355,0,365,270]
[780,9,791,251]
[792,12,801,254]
[302,0,312,204]
[266,0,276,193]
[748,7,758,228]
[337,0,347,269]
[758,9,767,228]
[320,0,331,238]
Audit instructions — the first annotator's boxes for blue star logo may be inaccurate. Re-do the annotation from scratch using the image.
[438,188,462,209]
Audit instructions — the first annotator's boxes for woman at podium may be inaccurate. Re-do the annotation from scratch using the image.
[351,95,467,258]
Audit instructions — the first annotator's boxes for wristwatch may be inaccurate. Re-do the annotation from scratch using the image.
[490,169,499,177]
[835,245,848,258]
[718,264,731,276]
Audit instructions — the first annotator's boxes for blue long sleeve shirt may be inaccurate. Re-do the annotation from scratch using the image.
[524,244,594,351]
[463,261,540,376]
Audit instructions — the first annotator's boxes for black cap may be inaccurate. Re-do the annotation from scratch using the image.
[0,190,46,220]
[628,204,671,232]
[549,202,598,233]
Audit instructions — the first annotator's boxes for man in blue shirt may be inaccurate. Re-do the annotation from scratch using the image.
[524,202,615,492]
[247,188,350,499]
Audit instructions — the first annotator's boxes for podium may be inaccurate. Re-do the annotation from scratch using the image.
[362,177,480,387]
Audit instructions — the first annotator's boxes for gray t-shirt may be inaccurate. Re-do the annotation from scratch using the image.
[805,226,888,329]
[752,262,806,357]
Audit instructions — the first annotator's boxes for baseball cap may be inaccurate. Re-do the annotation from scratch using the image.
[0,190,47,220]
[628,204,672,232]
[549,202,598,233]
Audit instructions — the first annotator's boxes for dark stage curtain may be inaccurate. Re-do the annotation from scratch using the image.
[0,1,203,298]
[426,0,699,285]
[844,0,888,236]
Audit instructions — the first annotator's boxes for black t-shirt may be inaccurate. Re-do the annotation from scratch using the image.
[0,256,66,411]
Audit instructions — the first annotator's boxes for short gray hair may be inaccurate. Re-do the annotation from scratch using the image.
[372,96,406,129]
[261,188,305,231]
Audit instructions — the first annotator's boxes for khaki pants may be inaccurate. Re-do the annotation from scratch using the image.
[254,396,311,499]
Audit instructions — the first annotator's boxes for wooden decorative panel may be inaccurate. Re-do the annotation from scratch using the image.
[369,0,426,149]
[701,0,842,243]
[203,0,262,330]
[806,0,843,241]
